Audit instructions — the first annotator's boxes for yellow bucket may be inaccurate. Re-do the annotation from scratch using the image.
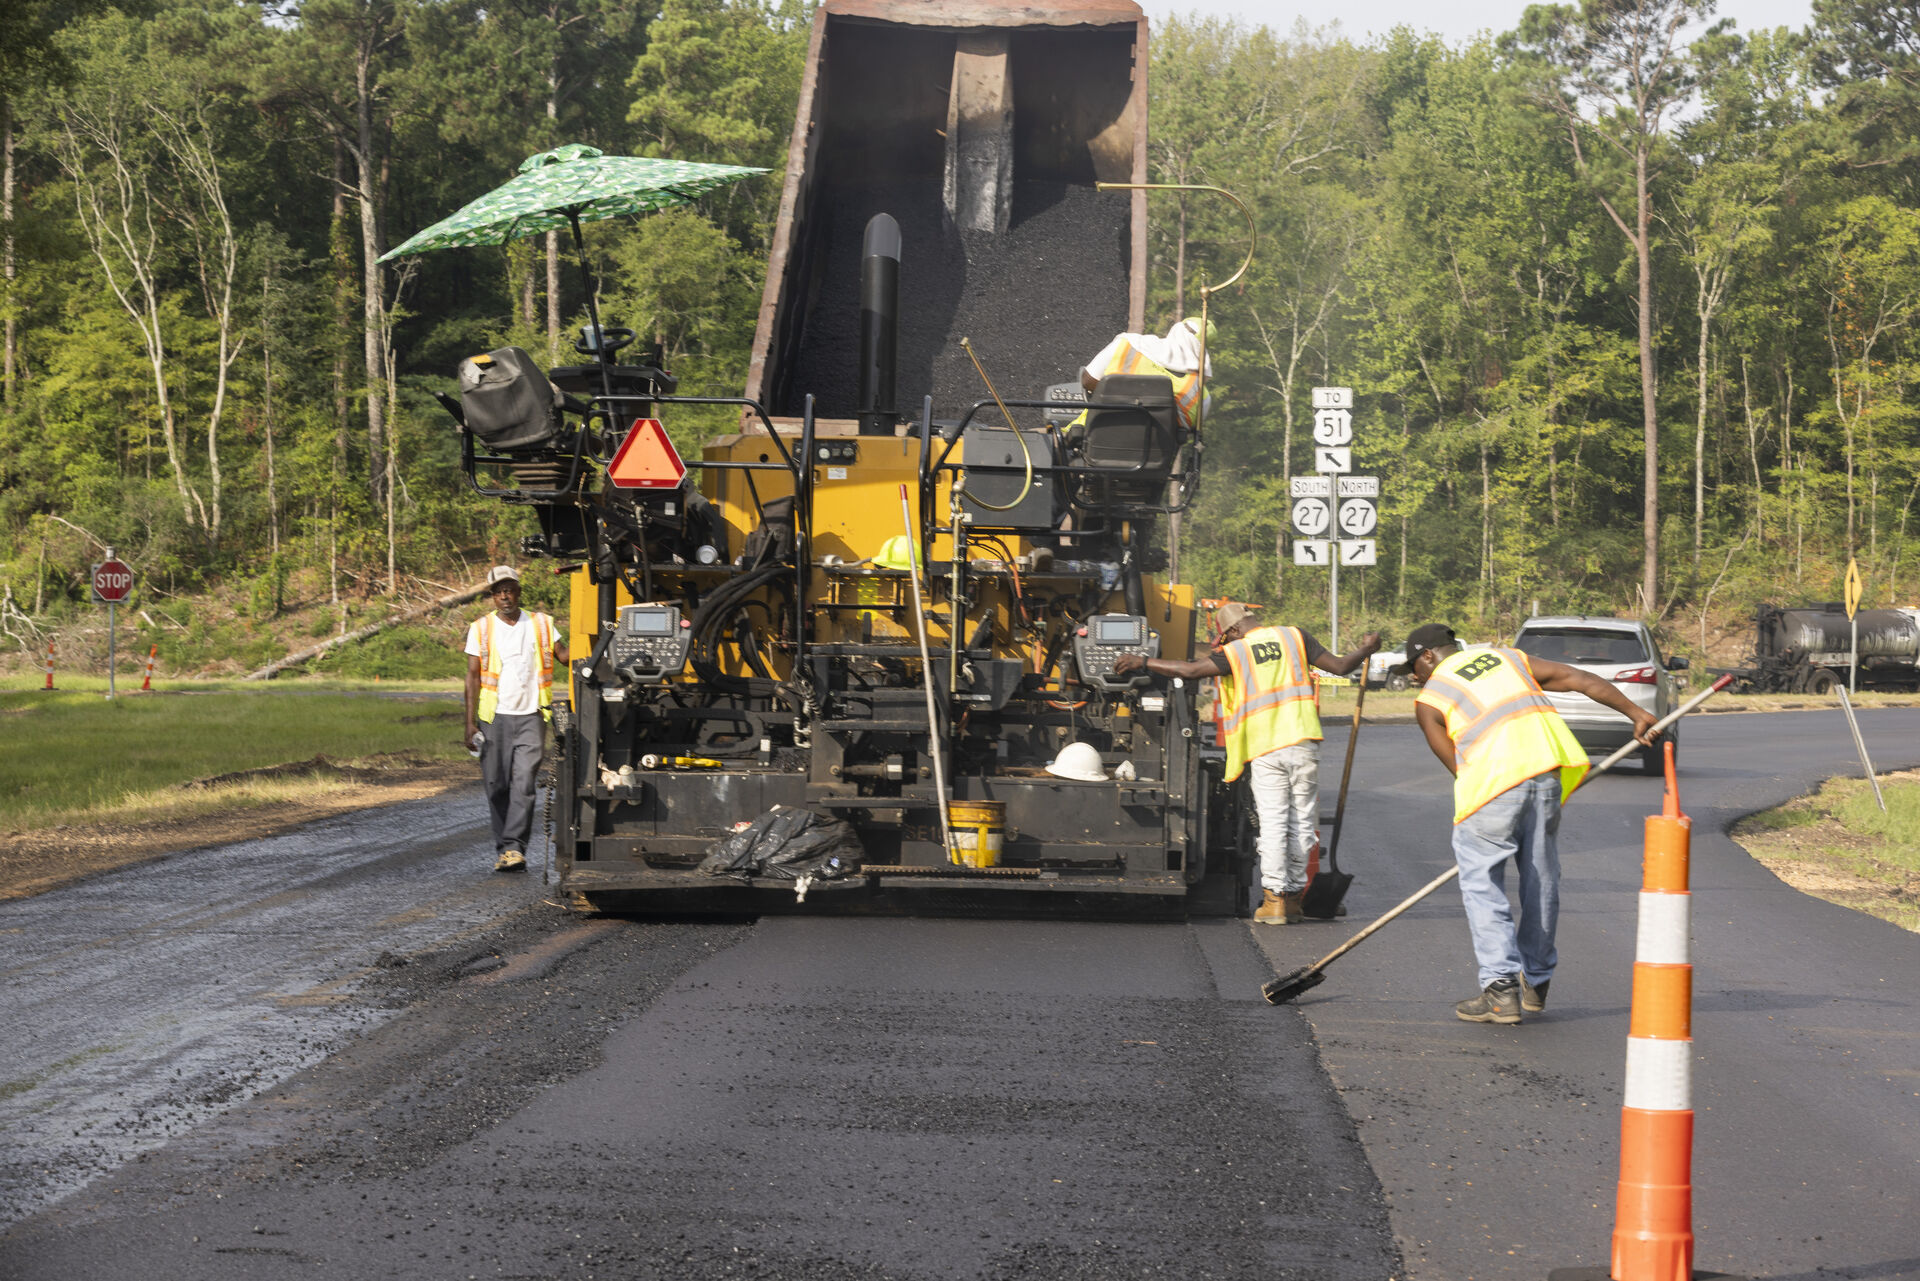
[948,799,1005,868]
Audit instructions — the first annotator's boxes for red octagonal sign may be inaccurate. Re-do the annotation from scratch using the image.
[92,557,134,604]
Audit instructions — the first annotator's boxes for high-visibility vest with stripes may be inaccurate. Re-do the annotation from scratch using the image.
[1416,647,1588,823]
[1083,339,1204,428]
[1216,625,1322,782]
[476,610,555,723]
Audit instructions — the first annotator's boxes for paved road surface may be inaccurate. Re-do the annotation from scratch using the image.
[2,707,1916,1279]
[1249,706,1920,1279]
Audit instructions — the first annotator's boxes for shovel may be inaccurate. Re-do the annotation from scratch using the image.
[1300,679,1365,919]
[1262,674,1734,1006]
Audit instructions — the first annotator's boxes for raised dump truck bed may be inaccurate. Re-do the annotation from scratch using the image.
[458,0,1253,917]
[748,0,1148,424]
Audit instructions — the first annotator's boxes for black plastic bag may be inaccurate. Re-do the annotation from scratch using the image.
[698,806,863,882]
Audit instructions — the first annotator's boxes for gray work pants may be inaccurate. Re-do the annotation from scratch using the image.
[479,712,545,855]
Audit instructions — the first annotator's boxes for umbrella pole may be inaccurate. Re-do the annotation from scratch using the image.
[567,210,615,401]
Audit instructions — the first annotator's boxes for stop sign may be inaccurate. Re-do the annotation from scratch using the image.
[91,557,134,604]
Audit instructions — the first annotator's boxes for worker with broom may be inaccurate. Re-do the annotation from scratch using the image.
[1114,603,1379,924]
[1399,624,1657,1024]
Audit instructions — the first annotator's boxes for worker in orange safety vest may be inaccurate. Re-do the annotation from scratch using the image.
[1077,316,1215,430]
[1403,623,1656,1024]
[1114,601,1379,924]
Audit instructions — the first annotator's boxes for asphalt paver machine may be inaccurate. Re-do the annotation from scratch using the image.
[451,0,1255,915]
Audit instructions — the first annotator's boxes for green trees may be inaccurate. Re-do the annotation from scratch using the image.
[2,0,1917,664]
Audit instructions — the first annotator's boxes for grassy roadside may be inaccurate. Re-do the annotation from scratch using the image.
[1,688,468,828]
[1732,770,1920,933]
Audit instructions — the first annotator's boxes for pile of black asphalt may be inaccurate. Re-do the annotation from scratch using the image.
[783,178,1129,424]
[2,890,1399,1279]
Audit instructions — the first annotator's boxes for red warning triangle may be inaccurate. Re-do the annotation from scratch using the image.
[606,418,687,489]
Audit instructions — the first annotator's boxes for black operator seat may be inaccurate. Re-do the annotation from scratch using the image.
[1071,373,1182,509]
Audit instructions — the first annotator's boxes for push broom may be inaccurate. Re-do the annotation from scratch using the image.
[1261,674,1734,1005]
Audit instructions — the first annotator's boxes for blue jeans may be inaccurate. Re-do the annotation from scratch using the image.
[1451,772,1561,990]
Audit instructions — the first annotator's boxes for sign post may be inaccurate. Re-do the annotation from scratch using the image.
[1298,388,1379,652]
[1844,557,1863,694]
[91,549,134,699]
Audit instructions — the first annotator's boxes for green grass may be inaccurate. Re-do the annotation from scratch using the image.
[1734,774,1920,933]
[0,689,467,825]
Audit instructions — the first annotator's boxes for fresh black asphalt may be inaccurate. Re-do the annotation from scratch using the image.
[1,706,1916,1279]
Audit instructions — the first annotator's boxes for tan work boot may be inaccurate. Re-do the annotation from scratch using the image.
[1254,890,1289,924]
[1281,891,1306,924]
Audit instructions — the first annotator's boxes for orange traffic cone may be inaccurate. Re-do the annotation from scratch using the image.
[1614,741,1695,1280]
[141,644,157,691]
[43,640,55,690]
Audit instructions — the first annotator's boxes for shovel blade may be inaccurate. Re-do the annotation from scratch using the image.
[1299,869,1352,920]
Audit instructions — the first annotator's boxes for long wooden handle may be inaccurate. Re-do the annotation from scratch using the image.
[1300,673,1735,978]
[1324,679,1367,874]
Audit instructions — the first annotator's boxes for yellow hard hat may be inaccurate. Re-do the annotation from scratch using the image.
[874,535,916,571]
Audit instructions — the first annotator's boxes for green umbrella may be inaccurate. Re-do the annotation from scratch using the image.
[380,143,766,394]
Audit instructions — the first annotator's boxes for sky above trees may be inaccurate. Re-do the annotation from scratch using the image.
[1138,0,1814,46]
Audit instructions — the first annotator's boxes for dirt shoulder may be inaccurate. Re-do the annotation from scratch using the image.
[1730,767,1920,933]
[0,754,478,903]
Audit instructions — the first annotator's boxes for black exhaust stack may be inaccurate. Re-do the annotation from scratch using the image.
[857,213,900,437]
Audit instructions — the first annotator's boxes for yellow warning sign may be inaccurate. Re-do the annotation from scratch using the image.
[606,418,686,489]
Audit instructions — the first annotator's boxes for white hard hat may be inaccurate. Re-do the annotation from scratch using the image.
[1045,741,1108,782]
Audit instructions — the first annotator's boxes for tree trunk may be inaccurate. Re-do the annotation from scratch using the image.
[547,78,563,365]
[3,100,15,411]
[1695,304,1708,572]
[331,142,354,470]
[247,582,488,680]
[1636,151,1658,617]
[356,49,388,510]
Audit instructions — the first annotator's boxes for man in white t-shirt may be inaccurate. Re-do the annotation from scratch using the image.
[463,566,567,872]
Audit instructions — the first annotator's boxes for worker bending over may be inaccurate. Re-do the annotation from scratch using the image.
[1115,603,1378,924]
[1399,624,1656,1024]
[1079,316,1214,430]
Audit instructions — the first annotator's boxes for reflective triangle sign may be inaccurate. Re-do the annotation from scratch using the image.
[606,418,686,489]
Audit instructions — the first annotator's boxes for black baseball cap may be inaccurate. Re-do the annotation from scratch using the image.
[1390,623,1457,675]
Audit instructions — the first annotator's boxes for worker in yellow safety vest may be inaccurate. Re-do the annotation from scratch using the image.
[1402,623,1656,1024]
[463,566,568,873]
[1078,316,1215,430]
[1114,602,1379,924]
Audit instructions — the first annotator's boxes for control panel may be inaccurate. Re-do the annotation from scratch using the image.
[1072,613,1160,690]
[608,603,693,684]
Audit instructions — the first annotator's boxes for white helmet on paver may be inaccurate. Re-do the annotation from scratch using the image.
[1045,741,1108,782]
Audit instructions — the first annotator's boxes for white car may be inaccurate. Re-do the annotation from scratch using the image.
[1511,617,1688,773]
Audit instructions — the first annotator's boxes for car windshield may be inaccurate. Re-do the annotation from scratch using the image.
[1516,627,1648,666]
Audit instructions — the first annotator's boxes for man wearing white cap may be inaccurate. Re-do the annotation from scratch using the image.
[463,566,567,872]
[1114,602,1378,923]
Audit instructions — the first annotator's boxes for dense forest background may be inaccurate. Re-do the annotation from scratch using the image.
[2,0,1916,673]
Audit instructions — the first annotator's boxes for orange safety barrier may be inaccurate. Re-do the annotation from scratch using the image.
[140,644,157,692]
[43,640,55,690]
[1613,740,1694,1281]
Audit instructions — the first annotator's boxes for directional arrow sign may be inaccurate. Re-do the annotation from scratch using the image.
[1314,446,1351,474]
[1312,409,1353,446]
[1339,538,1377,567]
[1293,539,1331,566]
[607,418,687,489]
[1290,475,1331,498]
[1291,497,1331,536]
[1337,475,1379,498]
[1338,498,1378,536]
